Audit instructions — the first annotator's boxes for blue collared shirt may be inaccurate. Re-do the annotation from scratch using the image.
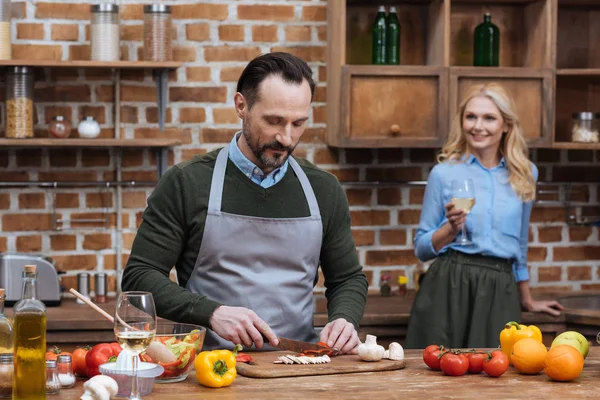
[414,154,538,282]
[228,131,289,188]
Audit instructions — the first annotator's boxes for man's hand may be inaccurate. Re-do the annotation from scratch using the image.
[209,305,279,349]
[319,318,360,355]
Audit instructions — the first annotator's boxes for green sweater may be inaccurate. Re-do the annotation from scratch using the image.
[122,148,368,330]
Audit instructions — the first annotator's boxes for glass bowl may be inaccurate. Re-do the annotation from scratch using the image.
[144,322,206,383]
[99,362,164,397]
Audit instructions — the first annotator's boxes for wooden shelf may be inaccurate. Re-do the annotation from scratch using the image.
[557,69,600,76]
[552,142,600,150]
[0,60,183,69]
[0,138,181,148]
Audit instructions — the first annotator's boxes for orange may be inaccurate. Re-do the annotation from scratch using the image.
[511,338,548,374]
[544,344,584,382]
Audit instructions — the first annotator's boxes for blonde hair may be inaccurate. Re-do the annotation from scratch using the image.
[437,83,536,202]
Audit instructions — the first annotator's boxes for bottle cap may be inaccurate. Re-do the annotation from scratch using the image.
[57,354,72,363]
[24,265,36,274]
[0,353,13,363]
[46,359,57,368]
[389,6,397,13]
[378,6,386,12]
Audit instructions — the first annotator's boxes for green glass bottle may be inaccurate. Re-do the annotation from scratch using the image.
[473,13,499,67]
[386,6,400,65]
[371,6,387,65]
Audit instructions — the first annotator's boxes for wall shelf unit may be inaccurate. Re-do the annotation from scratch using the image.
[327,0,600,149]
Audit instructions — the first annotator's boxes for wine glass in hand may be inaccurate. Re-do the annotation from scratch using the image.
[114,292,157,400]
[451,179,475,246]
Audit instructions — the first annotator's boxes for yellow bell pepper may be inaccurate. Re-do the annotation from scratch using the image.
[499,321,543,363]
[194,344,242,388]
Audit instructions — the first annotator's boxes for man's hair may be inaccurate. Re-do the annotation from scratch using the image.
[236,52,315,109]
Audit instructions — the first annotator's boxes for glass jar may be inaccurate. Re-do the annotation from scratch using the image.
[5,66,34,138]
[143,4,172,62]
[77,116,101,138]
[45,359,61,394]
[48,115,72,139]
[571,112,600,143]
[57,354,75,389]
[0,353,13,398]
[90,4,120,61]
[0,0,11,60]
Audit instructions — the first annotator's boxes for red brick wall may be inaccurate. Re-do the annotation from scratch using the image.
[1,1,598,297]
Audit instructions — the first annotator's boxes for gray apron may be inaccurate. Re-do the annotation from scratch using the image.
[186,145,323,350]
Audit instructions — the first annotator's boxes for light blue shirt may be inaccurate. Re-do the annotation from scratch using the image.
[228,131,289,189]
[414,154,538,282]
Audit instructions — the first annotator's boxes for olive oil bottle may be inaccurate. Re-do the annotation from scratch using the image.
[13,265,46,400]
[0,288,13,354]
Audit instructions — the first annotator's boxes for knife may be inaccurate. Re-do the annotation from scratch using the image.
[270,336,339,356]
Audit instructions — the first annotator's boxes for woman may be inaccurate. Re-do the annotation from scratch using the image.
[405,83,563,349]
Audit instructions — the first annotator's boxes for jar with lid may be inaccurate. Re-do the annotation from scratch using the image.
[48,115,72,138]
[57,354,75,389]
[571,112,600,143]
[46,359,61,394]
[78,116,101,138]
[143,4,172,61]
[5,66,34,138]
[0,0,11,60]
[0,353,13,398]
[90,4,120,61]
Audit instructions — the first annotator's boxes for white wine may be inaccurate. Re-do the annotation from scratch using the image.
[116,331,155,353]
[452,197,475,213]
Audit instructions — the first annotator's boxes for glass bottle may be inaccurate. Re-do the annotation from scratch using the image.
[56,355,75,389]
[371,6,387,65]
[0,353,13,398]
[0,288,12,354]
[5,66,34,139]
[385,6,400,65]
[48,116,72,139]
[0,0,11,60]
[45,360,60,395]
[90,4,120,61]
[143,4,173,62]
[473,13,499,67]
[13,265,47,400]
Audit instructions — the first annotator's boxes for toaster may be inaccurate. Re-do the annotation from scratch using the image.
[0,253,62,307]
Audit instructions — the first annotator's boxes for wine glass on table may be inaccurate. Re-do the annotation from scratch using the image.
[114,291,157,400]
[451,179,475,246]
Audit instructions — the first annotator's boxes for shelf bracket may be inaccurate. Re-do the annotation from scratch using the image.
[154,68,169,131]
[156,148,169,178]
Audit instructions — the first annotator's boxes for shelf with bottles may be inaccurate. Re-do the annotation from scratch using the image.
[556,0,600,71]
[450,0,552,68]
[553,75,600,148]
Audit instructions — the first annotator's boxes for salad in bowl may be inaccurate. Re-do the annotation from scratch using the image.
[143,322,206,383]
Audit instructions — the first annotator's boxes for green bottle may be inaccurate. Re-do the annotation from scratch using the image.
[371,6,387,65]
[473,13,499,67]
[386,6,400,65]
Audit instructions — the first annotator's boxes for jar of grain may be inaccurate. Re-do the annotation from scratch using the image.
[571,112,600,143]
[90,4,120,61]
[5,66,34,139]
[0,0,11,60]
[143,4,172,62]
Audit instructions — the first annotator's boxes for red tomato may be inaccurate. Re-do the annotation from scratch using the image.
[72,346,90,377]
[483,350,509,378]
[423,344,446,371]
[466,352,487,374]
[440,352,470,376]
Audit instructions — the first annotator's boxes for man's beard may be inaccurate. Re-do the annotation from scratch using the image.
[242,125,296,169]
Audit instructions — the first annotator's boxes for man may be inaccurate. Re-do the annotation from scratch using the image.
[122,52,368,354]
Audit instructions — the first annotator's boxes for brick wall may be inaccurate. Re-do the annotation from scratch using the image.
[1,1,599,298]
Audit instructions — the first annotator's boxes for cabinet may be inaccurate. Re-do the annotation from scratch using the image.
[327,0,600,150]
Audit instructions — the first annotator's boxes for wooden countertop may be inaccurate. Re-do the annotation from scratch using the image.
[57,348,600,399]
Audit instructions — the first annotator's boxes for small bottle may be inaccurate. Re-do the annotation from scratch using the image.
[473,13,499,67]
[371,6,387,65]
[13,265,47,400]
[0,353,13,399]
[385,6,400,64]
[77,273,90,305]
[398,276,408,297]
[0,288,13,354]
[380,275,391,296]
[45,359,61,394]
[57,355,75,389]
[94,273,107,304]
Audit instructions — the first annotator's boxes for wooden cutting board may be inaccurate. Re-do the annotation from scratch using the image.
[236,351,406,378]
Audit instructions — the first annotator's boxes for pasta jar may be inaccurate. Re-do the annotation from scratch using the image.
[90,4,120,61]
[571,112,600,143]
[143,4,172,61]
[5,66,34,139]
[0,0,11,60]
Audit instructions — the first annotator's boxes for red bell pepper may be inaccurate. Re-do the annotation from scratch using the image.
[85,342,122,378]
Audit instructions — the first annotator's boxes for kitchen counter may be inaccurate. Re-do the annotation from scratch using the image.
[58,348,600,399]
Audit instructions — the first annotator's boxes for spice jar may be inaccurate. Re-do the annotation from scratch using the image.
[48,115,72,138]
[78,116,101,138]
[94,272,107,304]
[380,275,391,296]
[5,66,34,139]
[76,272,90,305]
[143,4,172,61]
[0,353,13,398]
[90,4,120,61]
[46,359,61,394]
[571,112,600,143]
[0,0,11,60]
[57,355,75,389]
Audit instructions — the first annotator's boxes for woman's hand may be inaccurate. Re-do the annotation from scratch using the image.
[522,299,564,316]
[444,202,466,236]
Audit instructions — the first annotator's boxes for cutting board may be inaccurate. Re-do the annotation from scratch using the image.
[236,351,406,378]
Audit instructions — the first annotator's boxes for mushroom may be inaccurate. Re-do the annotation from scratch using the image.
[387,342,404,361]
[357,334,385,362]
[80,375,119,400]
